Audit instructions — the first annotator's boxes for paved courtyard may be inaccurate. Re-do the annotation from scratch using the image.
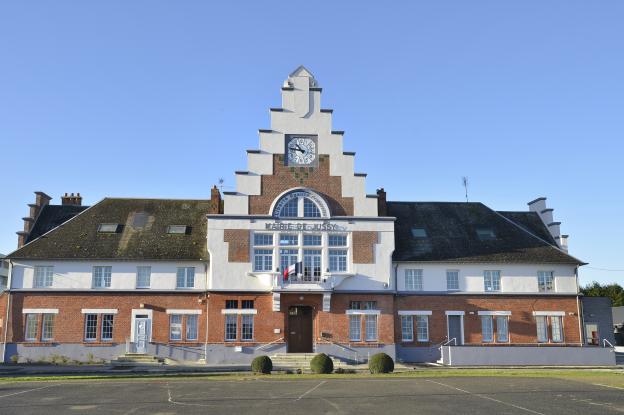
[1,376,623,414]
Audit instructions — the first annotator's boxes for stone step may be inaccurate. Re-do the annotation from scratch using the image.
[111,354,165,366]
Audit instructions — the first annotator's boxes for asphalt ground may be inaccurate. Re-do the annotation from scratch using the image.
[1,376,623,415]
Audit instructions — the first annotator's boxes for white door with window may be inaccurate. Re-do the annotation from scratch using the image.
[134,315,150,354]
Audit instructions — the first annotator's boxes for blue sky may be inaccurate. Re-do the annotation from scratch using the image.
[1,1,622,285]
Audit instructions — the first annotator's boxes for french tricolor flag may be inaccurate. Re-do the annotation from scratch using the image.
[283,262,302,281]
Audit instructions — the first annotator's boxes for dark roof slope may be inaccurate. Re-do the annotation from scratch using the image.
[26,205,90,243]
[9,198,213,260]
[496,211,558,245]
[388,201,582,264]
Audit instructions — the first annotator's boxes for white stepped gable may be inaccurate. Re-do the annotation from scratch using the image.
[224,66,378,217]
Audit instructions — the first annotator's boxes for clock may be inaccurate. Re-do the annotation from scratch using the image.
[285,135,318,166]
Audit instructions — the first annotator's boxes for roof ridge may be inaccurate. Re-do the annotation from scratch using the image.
[102,197,212,201]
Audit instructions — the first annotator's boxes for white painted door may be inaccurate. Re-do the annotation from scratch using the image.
[134,317,150,354]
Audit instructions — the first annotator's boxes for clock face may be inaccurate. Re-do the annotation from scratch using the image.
[286,136,317,166]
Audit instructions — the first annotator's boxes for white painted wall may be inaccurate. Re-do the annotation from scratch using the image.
[11,260,207,291]
[395,263,578,294]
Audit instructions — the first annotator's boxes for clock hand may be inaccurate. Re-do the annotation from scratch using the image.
[289,146,305,153]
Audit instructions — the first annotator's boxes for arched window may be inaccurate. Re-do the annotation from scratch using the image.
[272,189,329,218]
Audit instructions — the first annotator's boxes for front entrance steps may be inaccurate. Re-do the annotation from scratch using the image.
[270,353,352,371]
[111,353,165,367]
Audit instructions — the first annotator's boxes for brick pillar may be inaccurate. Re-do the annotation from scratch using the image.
[377,188,387,216]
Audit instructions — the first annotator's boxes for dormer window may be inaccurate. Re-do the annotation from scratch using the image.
[98,223,120,233]
[476,228,496,240]
[411,227,427,238]
[167,225,188,234]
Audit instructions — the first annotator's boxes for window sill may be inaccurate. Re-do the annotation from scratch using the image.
[167,342,202,346]
[82,342,115,346]
[224,341,259,346]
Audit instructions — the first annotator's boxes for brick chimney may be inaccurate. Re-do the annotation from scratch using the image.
[17,191,52,248]
[210,185,223,214]
[61,192,82,206]
[377,188,387,216]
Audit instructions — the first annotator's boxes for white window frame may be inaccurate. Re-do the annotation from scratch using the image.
[186,314,198,341]
[349,314,361,341]
[24,313,38,341]
[33,266,54,288]
[365,314,378,342]
[484,270,501,292]
[84,314,98,342]
[401,315,413,342]
[136,266,151,289]
[241,314,254,342]
[328,249,348,272]
[169,314,183,341]
[446,270,459,291]
[415,315,429,342]
[537,271,554,292]
[481,316,494,342]
[92,266,112,288]
[41,313,55,341]
[253,249,274,272]
[496,316,509,343]
[176,267,195,289]
[405,269,423,291]
[225,314,237,342]
[101,314,114,341]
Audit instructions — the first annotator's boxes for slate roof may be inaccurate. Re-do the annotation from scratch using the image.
[26,205,89,243]
[9,198,214,261]
[388,201,583,264]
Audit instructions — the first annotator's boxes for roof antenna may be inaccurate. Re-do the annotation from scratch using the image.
[218,178,224,193]
[462,176,469,202]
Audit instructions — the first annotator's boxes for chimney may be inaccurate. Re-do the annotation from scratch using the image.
[377,188,387,216]
[210,185,223,214]
[16,191,52,248]
[528,197,568,251]
[61,192,82,206]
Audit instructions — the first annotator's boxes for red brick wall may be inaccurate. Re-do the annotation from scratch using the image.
[248,154,354,216]
[395,295,581,346]
[352,231,378,264]
[8,292,207,345]
[223,230,250,262]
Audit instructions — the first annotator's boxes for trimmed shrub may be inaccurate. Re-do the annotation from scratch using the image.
[310,353,334,374]
[251,355,273,374]
[368,353,394,374]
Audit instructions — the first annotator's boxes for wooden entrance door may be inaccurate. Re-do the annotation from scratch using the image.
[288,306,313,353]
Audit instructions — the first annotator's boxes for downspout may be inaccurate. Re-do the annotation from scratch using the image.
[2,259,13,363]
[575,266,584,346]
[204,260,209,364]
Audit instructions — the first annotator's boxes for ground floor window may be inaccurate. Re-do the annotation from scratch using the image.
[481,315,509,343]
[170,314,198,342]
[536,315,564,343]
[186,315,198,341]
[84,314,98,341]
[24,314,38,341]
[41,314,55,341]
[101,314,114,341]
[225,315,237,341]
[416,315,429,342]
[365,315,378,341]
[241,315,254,341]
[401,316,413,342]
[349,315,361,341]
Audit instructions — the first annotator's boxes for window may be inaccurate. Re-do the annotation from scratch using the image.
[401,316,413,341]
[303,249,321,281]
[136,266,151,288]
[225,300,238,309]
[411,227,427,238]
[416,315,429,342]
[167,225,188,234]
[446,270,459,291]
[25,314,38,341]
[241,315,254,341]
[328,234,347,247]
[41,314,54,341]
[34,266,54,288]
[484,270,501,292]
[363,301,377,310]
[176,267,195,288]
[303,234,322,246]
[551,316,563,343]
[279,198,299,217]
[186,315,198,341]
[253,249,273,272]
[242,300,254,309]
[349,301,361,310]
[97,223,120,233]
[84,314,98,341]
[536,316,548,343]
[481,316,494,342]
[225,315,237,341]
[254,233,273,246]
[537,271,554,292]
[303,198,321,217]
[349,315,361,341]
[329,249,347,272]
[169,315,182,340]
[101,314,114,341]
[496,316,509,342]
[476,228,496,240]
[279,234,298,246]
[280,249,298,275]
[93,266,112,288]
[405,269,423,291]
[365,315,378,341]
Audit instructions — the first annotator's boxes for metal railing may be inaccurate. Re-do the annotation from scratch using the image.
[603,339,615,348]
[256,337,285,352]
[321,340,363,364]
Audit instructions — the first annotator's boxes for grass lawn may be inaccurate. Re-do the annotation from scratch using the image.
[1,368,622,389]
